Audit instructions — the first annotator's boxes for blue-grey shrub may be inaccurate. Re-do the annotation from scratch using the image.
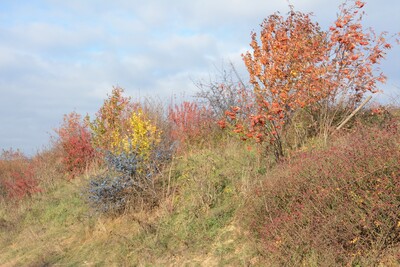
[87,142,175,214]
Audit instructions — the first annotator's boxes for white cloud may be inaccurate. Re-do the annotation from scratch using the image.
[0,0,399,154]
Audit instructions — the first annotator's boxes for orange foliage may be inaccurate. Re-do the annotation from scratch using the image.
[226,1,396,160]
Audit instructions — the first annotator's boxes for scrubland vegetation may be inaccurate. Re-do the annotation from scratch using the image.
[1,1,399,266]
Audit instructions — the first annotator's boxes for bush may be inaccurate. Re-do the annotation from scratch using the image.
[87,141,175,214]
[88,87,137,154]
[248,122,400,265]
[168,101,215,150]
[195,62,250,119]
[111,109,161,157]
[54,112,96,178]
[88,87,162,156]
[30,145,65,189]
[0,149,41,201]
[85,88,176,214]
[88,173,133,214]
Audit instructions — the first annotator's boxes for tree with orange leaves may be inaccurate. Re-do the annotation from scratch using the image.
[223,0,396,160]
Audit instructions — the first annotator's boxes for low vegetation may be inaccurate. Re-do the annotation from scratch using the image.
[1,1,399,266]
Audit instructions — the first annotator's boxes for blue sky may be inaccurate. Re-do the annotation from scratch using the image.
[1,0,399,155]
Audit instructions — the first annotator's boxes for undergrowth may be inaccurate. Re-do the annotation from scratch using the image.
[245,121,400,266]
[1,81,399,265]
[1,112,400,265]
[2,1,400,265]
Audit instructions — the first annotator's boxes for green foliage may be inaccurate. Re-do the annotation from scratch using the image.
[2,117,400,265]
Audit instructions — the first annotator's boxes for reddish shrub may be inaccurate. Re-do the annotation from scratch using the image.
[55,112,96,178]
[168,101,214,148]
[0,149,41,200]
[249,122,400,265]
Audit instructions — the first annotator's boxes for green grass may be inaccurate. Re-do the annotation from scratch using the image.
[0,138,263,266]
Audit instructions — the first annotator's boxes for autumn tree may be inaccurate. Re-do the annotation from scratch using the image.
[224,0,395,160]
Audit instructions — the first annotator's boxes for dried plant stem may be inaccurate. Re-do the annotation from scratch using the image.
[336,95,372,130]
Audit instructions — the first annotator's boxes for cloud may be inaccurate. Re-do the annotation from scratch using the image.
[0,0,399,154]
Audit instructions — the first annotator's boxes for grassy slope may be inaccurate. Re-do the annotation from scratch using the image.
[0,139,263,266]
[1,118,399,266]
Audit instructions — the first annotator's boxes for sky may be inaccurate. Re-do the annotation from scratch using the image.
[0,0,399,155]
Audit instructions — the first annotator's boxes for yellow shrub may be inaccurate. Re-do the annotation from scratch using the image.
[88,88,161,160]
[111,110,161,158]
[88,87,130,152]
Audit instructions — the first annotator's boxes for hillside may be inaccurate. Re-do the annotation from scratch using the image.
[1,1,400,265]
[1,116,399,266]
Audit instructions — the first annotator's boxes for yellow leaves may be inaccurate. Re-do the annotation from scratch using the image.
[88,87,131,152]
[114,110,161,158]
[110,129,122,152]
[88,88,160,160]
